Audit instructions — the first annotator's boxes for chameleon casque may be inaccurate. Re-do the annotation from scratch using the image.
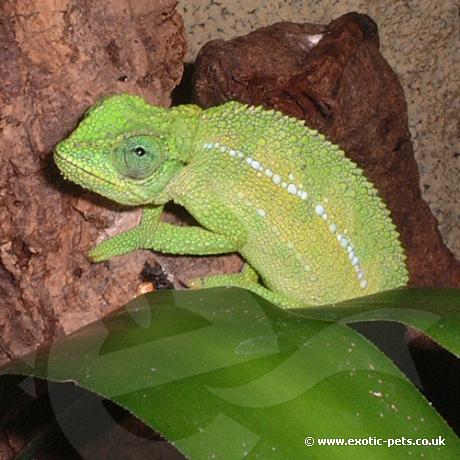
[54,94,408,308]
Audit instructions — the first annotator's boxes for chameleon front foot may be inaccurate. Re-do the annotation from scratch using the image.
[87,228,142,262]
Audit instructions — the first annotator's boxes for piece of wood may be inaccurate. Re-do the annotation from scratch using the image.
[193,12,460,289]
[0,0,186,364]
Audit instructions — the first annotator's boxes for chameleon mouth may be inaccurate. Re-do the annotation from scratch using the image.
[54,152,117,187]
[54,152,144,205]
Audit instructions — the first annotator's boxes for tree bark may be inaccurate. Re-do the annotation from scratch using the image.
[0,0,186,364]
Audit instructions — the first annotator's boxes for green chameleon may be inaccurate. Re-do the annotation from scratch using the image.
[54,94,408,308]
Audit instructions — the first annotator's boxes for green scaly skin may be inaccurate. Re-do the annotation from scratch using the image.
[54,94,408,308]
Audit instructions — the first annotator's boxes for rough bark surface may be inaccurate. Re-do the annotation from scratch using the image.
[0,0,186,365]
[193,12,460,289]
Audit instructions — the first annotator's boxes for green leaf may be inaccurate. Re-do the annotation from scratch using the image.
[295,287,460,356]
[1,287,459,459]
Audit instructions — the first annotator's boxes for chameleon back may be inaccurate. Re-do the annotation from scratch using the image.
[191,102,408,305]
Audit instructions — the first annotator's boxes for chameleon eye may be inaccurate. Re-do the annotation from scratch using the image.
[134,146,146,157]
[115,135,163,180]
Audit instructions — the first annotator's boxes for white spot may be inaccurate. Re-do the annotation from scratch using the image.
[288,173,295,181]
[246,157,253,165]
[251,160,261,170]
[347,245,353,253]
[229,149,237,157]
[220,146,226,153]
[304,264,311,272]
[371,391,382,398]
[340,238,349,249]
[337,233,343,242]
[360,279,368,289]
[256,208,266,218]
[348,251,355,260]
[238,151,244,158]
[265,168,273,177]
[315,204,325,216]
[214,142,220,147]
[272,174,281,185]
[321,213,328,221]
[287,184,297,195]
[300,191,308,200]
[281,182,287,189]
[352,256,359,266]
[357,270,364,280]
[308,33,323,46]
[329,223,337,233]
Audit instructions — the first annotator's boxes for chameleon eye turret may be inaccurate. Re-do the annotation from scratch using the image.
[116,135,163,180]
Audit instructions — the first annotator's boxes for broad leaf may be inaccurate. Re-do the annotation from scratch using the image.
[1,287,459,459]
[296,287,460,356]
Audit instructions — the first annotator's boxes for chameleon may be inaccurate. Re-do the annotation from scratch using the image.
[54,94,408,308]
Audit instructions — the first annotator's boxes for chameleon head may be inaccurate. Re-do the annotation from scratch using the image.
[54,94,183,206]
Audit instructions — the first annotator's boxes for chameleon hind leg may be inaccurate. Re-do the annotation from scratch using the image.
[190,264,305,309]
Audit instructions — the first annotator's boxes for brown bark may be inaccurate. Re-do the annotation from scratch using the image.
[0,0,186,364]
[192,12,460,289]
